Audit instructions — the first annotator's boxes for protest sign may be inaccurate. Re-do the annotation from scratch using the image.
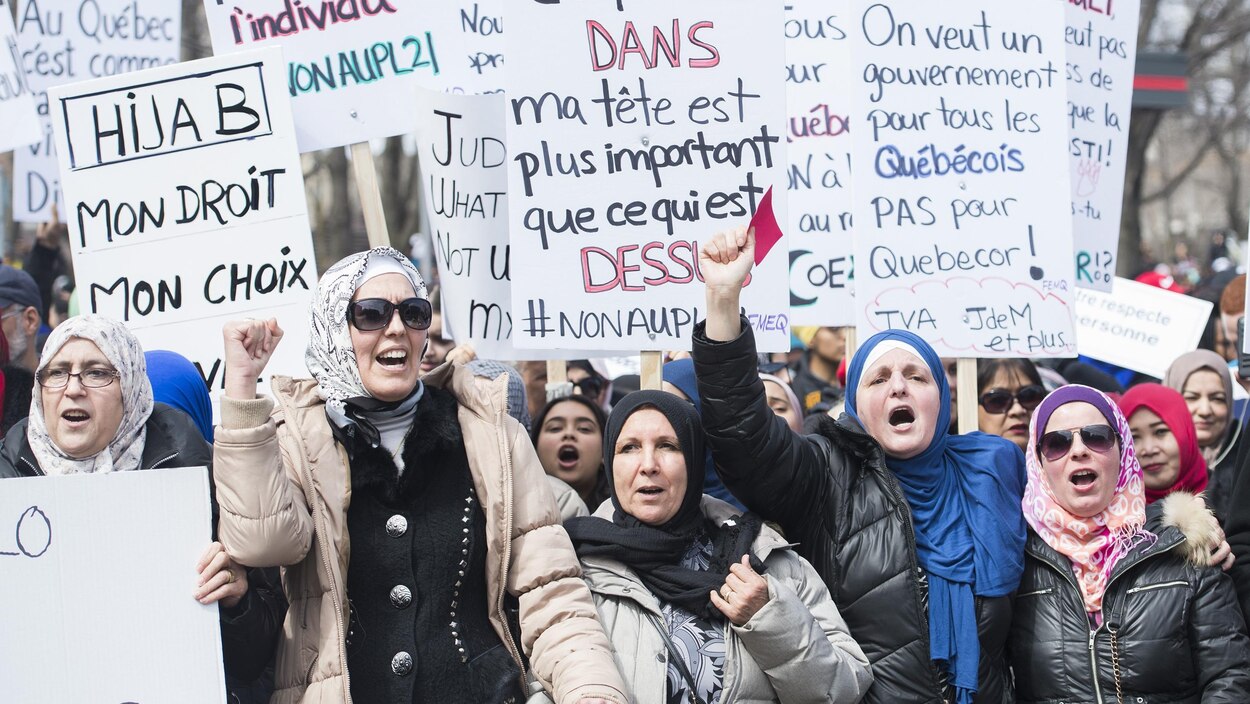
[14,0,180,222]
[48,47,316,404]
[1075,277,1212,378]
[849,1,1076,357]
[785,0,855,326]
[425,0,504,95]
[0,468,224,704]
[203,0,443,153]
[503,0,791,352]
[415,88,516,358]
[1067,0,1139,291]
[0,0,41,152]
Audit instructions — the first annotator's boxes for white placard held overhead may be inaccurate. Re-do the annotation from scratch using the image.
[425,0,504,95]
[1075,277,1213,379]
[1066,0,1140,291]
[48,47,316,403]
[0,469,224,704]
[503,0,791,352]
[849,1,1076,357]
[14,0,180,222]
[0,0,40,152]
[415,88,517,358]
[203,0,442,153]
[785,0,855,326]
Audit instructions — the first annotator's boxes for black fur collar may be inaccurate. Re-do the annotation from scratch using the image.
[346,385,465,506]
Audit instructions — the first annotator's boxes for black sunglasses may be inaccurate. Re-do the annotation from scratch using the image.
[347,297,432,332]
[979,385,1045,415]
[573,376,604,397]
[1037,424,1117,462]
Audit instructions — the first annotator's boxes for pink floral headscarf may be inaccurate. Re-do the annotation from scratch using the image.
[1023,385,1154,614]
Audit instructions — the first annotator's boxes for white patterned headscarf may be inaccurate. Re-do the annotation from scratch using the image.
[306,247,428,414]
[28,315,154,475]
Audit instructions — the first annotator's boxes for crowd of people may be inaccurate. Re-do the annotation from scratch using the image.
[5,220,1250,704]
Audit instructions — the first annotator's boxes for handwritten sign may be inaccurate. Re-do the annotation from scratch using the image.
[849,1,1075,357]
[426,0,504,95]
[0,469,225,704]
[48,47,316,405]
[503,0,791,352]
[414,88,521,358]
[1075,277,1212,378]
[0,0,40,152]
[13,0,180,222]
[785,0,855,325]
[203,0,441,153]
[1066,0,1139,291]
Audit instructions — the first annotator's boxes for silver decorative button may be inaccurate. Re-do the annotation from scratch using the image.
[390,585,412,609]
[391,651,413,676]
[386,515,408,537]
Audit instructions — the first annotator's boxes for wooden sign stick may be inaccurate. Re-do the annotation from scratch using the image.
[956,357,979,434]
[640,351,663,391]
[350,142,390,249]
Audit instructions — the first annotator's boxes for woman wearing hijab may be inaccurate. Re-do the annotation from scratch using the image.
[1120,383,1209,503]
[145,350,214,442]
[211,247,626,704]
[1009,384,1250,702]
[1164,351,1245,518]
[566,391,872,704]
[692,228,1025,703]
[0,315,284,696]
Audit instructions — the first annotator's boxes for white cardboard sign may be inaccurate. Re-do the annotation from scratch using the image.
[785,0,855,326]
[503,0,791,352]
[1067,0,1140,291]
[14,0,181,222]
[203,0,442,153]
[1074,276,1213,378]
[415,88,517,358]
[48,47,316,403]
[0,469,224,704]
[0,0,41,152]
[849,1,1076,357]
[425,0,505,95]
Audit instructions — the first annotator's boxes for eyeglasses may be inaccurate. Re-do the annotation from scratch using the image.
[1036,424,1117,462]
[37,367,120,389]
[347,297,432,332]
[572,376,604,397]
[979,385,1045,414]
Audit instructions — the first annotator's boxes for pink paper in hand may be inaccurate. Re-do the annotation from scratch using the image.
[749,186,782,266]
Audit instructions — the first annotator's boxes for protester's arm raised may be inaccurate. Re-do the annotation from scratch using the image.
[700,226,753,342]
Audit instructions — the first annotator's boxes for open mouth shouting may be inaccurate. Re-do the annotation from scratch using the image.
[557,444,580,471]
[888,406,916,430]
[376,349,408,369]
[1069,468,1099,493]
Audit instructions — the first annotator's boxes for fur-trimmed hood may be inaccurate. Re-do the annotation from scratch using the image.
[1154,490,1222,566]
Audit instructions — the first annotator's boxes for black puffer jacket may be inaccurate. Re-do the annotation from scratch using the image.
[693,321,1013,704]
[1010,492,1250,704]
[0,404,287,696]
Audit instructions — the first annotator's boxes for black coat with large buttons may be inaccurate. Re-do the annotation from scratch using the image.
[1009,493,1250,704]
[692,321,1014,704]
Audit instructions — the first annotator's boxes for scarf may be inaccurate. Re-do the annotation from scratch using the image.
[307,247,428,448]
[1024,385,1153,615]
[145,350,213,442]
[845,330,1026,704]
[28,315,154,475]
[566,390,764,618]
[1163,349,1237,465]
[1119,383,1208,503]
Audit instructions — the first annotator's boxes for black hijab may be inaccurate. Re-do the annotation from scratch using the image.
[566,390,763,617]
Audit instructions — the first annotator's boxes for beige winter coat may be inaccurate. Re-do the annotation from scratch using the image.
[212,363,627,704]
[581,496,873,704]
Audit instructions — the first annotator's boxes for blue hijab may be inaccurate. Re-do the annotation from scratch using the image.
[663,358,745,511]
[145,350,214,443]
[845,330,1026,704]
